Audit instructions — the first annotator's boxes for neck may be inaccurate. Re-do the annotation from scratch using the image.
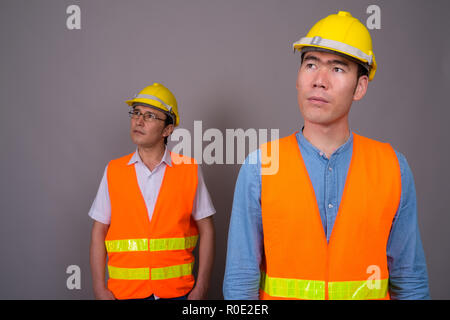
[137,142,166,171]
[302,121,350,159]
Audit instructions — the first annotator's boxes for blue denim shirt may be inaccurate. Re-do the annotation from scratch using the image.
[223,130,430,300]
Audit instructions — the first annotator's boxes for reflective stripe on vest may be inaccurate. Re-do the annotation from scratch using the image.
[150,235,198,251]
[108,266,150,280]
[152,262,194,280]
[328,279,389,300]
[260,272,389,300]
[108,262,194,281]
[105,235,198,253]
[105,239,148,252]
[260,271,325,300]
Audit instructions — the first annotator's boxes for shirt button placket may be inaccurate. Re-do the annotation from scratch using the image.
[325,156,338,241]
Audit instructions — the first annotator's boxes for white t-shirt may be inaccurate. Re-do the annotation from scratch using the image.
[88,148,216,225]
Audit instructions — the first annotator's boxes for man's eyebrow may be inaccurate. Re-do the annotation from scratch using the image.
[329,59,349,67]
[304,54,350,67]
[133,106,155,113]
[303,55,320,62]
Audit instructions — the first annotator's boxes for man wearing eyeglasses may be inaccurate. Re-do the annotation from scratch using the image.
[89,83,216,300]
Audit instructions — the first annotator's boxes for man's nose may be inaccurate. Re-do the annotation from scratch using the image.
[312,68,329,89]
[134,114,145,125]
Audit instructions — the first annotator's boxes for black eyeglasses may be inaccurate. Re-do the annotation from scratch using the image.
[128,110,166,122]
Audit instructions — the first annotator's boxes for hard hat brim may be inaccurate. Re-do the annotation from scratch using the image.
[294,41,377,81]
[300,46,369,70]
[126,98,178,126]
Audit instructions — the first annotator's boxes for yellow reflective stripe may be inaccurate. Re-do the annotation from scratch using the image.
[108,266,149,280]
[151,262,194,280]
[149,235,198,251]
[260,272,388,300]
[328,279,389,300]
[260,272,325,300]
[105,236,198,252]
[108,262,194,281]
[105,239,148,252]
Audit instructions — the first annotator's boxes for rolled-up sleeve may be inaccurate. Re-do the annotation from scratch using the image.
[88,165,111,225]
[191,165,216,221]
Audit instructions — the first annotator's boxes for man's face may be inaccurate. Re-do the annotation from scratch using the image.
[296,50,368,127]
[129,105,173,148]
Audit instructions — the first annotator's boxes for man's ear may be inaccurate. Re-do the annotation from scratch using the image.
[163,124,175,137]
[353,75,369,101]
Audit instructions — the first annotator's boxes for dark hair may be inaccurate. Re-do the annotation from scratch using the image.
[356,63,369,79]
[164,114,174,145]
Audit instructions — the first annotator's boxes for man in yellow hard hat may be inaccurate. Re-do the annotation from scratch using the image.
[223,11,430,299]
[89,83,216,300]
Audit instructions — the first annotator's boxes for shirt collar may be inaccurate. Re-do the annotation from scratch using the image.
[127,147,173,167]
[296,127,353,158]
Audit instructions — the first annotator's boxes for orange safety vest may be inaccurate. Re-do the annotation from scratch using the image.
[105,152,198,300]
[260,133,401,300]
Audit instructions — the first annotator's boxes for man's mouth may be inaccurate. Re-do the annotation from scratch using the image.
[133,129,145,135]
[308,96,329,104]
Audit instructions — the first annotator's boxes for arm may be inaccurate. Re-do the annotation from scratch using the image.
[188,216,215,300]
[387,151,431,299]
[223,150,264,300]
[88,165,115,299]
[89,220,115,300]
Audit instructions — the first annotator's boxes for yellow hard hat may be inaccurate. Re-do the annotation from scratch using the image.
[126,83,179,126]
[293,11,377,81]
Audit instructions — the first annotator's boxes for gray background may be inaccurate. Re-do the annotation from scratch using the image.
[1,0,449,299]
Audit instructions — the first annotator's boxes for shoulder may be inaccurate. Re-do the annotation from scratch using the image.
[169,151,198,166]
[259,133,297,164]
[389,148,417,214]
[108,152,135,167]
[353,133,391,149]
[357,133,413,181]
[353,133,402,161]
[237,149,262,183]
[260,133,296,149]
[103,153,135,183]
[392,149,413,181]
[167,152,199,180]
